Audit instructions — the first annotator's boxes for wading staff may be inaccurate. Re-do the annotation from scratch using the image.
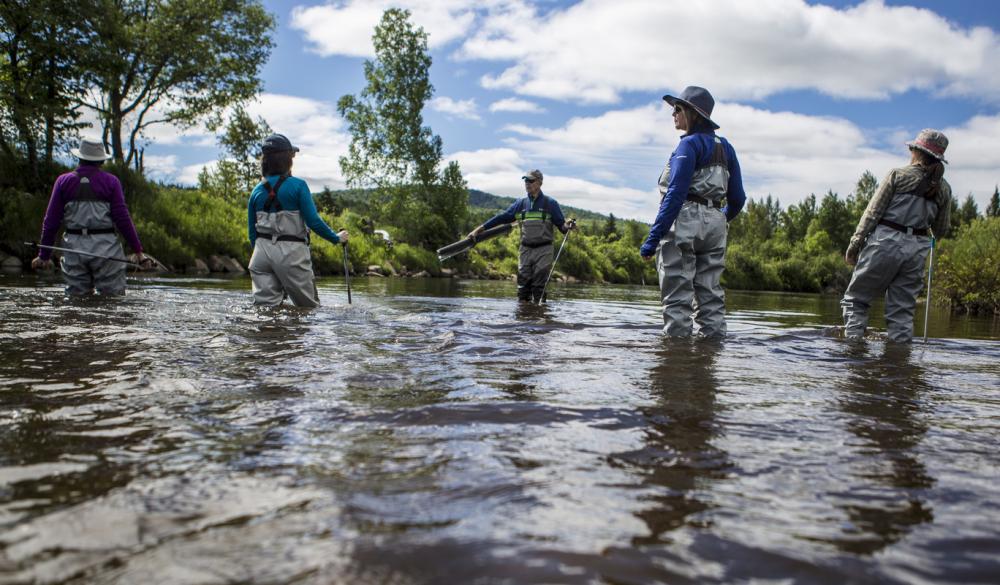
[923,236,936,343]
[341,241,352,304]
[25,241,142,267]
[536,222,574,305]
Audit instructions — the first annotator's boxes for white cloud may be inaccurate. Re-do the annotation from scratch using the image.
[430,96,480,120]
[290,0,481,58]
[939,114,1000,210]
[172,93,352,190]
[142,155,180,182]
[460,0,1000,104]
[448,146,654,218]
[489,98,545,114]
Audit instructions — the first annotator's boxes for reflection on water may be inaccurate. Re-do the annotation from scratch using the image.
[831,343,935,554]
[613,340,728,545]
[1,275,999,584]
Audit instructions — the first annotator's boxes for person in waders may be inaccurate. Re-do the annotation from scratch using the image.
[247,134,349,307]
[31,137,151,295]
[841,129,952,343]
[640,86,746,338]
[468,170,575,303]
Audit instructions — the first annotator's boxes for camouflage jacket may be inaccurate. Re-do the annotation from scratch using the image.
[846,164,952,261]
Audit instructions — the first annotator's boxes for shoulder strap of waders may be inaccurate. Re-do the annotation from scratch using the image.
[518,195,549,222]
[911,168,937,201]
[694,136,728,171]
[262,175,289,212]
[70,171,102,202]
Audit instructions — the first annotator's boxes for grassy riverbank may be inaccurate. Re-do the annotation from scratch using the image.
[2,165,998,314]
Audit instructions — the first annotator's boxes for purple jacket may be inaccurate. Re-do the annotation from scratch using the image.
[38,165,143,261]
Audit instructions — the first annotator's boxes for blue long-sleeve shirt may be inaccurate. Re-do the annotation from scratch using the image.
[482,192,569,233]
[247,175,340,246]
[640,132,746,257]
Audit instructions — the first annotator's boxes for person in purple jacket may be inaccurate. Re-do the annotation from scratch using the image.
[30,137,150,295]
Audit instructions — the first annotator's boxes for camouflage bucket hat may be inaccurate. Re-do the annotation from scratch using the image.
[906,129,948,164]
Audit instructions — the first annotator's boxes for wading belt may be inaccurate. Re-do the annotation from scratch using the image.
[257,174,307,243]
[686,194,723,208]
[65,172,116,235]
[65,227,116,235]
[878,219,928,236]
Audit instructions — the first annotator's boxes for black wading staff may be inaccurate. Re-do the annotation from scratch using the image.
[25,241,142,267]
[342,241,352,304]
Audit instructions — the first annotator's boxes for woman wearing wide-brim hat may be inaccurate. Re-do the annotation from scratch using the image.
[31,136,151,295]
[247,133,349,307]
[639,86,747,338]
[841,129,953,342]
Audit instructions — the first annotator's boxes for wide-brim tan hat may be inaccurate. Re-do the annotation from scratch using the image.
[71,137,112,161]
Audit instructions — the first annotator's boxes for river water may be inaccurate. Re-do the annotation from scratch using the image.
[1,275,998,584]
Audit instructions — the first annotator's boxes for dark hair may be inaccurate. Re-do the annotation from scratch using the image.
[79,159,103,167]
[261,150,294,177]
[911,148,945,199]
[681,104,714,133]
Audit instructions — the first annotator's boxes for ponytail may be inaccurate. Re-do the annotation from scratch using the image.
[912,148,945,199]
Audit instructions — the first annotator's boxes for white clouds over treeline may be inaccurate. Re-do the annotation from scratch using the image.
[171,0,1000,219]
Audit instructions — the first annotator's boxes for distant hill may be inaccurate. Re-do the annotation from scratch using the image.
[469,189,611,222]
[324,187,616,222]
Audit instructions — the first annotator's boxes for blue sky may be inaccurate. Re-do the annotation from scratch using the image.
[140,0,1000,220]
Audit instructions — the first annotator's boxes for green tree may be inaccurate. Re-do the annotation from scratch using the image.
[958,193,980,227]
[602,213,620,241]
[847,170,878,224]
[217,105,271,195]
[780,194,816,243]
[988,185,1000,218]
[82,0,275,167]
[337,8,467,248]
[816,190,853,253]
[0,0,92,187]
[948,196,962,235]
[730,196,780,245]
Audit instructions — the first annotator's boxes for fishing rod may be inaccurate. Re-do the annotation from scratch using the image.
[536,221,574,305]
[25,242,142,267]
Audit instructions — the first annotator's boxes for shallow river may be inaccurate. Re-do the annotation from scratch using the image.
[1,275,998,584]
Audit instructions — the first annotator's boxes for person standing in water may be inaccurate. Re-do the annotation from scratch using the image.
[247,134,348,307]
[31,136,150,295]
[841,129,952,342]
[468,169,575,303]
[640,86,746,337]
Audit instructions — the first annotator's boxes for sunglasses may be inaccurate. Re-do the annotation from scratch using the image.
[524,178,537,184]
[672,105,684,115]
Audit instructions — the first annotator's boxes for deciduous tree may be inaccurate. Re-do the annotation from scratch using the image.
[338,8,467,248]
[83,0,274,168]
